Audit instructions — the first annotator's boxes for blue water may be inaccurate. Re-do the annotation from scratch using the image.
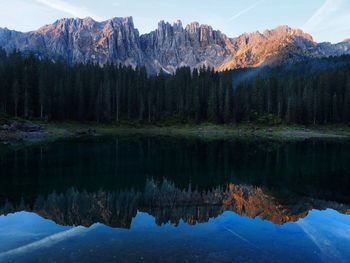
[0,136,350,262]
[1,210,350,263]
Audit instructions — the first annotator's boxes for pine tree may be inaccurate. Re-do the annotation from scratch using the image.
[12,80,20,118]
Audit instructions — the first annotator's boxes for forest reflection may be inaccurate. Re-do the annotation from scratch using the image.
[1,136,350,228]
[1,178,350,228]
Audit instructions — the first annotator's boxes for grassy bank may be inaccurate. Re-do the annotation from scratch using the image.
[42,121,350,141]
[1,118,350,145]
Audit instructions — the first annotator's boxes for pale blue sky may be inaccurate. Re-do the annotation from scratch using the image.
[0,0,350,43]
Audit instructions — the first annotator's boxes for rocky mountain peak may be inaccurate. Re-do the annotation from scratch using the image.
[216,25,318,71]
[0,18,349,73]
[185,22,200,33]
[174,20,183,27]
[82,16,95,25]
[265,25,314,42]
[139,20,234,73]
[120,16,134,27]
[13,16,143,67]
[157,20,172,34]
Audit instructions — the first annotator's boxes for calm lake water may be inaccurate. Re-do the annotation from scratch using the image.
[0,136,350,263]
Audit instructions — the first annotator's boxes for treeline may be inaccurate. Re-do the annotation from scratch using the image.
[0,48,349,124]
[235,59,350,124]
[0,49,233,123]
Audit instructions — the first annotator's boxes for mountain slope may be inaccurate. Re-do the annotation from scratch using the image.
[0,17,349,73]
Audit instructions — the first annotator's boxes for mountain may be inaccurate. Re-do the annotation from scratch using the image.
[140,20,235,73]
[0,17,350,73]
[217,26,316,71]
[0,17,144,68]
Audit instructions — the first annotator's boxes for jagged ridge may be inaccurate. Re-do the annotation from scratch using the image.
[0,17,350,74]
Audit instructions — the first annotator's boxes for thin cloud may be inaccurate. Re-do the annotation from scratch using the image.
[302,0,343,32]
[228,0,265,22]
[34,0,103,20]
[302,0,350,42]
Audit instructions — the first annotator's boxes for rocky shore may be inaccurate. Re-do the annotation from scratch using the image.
[0,121,48,144]
[0,120,98,145]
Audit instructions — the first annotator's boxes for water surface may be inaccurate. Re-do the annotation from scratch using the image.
[0,136,350,262]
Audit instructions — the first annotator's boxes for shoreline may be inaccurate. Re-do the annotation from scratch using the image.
[1,120,350,145]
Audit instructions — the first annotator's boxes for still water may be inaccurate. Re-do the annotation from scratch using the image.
[0,136,350,263]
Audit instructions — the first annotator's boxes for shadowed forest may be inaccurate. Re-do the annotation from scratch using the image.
[1,49,350,124]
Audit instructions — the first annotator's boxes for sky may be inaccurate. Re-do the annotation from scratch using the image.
[0,0,350,43]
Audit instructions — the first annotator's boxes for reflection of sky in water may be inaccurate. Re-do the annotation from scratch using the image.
[0,138,349,262]
[0,209,349,263]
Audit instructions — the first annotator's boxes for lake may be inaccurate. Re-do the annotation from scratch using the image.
[0,136,350,263]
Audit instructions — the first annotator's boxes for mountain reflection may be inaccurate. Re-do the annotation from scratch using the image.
[1,179,349,228]
[1,136,350,228]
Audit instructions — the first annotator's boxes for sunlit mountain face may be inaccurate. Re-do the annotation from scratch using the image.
[1,17,350,74]
[1,136,350,262]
